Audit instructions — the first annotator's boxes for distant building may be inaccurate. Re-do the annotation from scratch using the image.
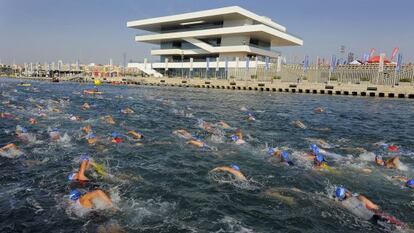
[127,6,303,78]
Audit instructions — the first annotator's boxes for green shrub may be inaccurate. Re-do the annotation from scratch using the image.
[400,78,411,82]
[273,76,281,79]
[360,77,370,81]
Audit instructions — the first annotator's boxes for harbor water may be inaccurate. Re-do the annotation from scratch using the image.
[0,78,413,232]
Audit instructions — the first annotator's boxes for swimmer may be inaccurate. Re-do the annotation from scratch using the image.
[314,107,325,113]
[186,138,207,148]
[391,176,414,189]
[378,143,400,152]
[268,148,294,166]
[49,128,61,141]
[334,186,406,227]
[1,112,16,119]
[82,103,90,110]
[375,154,400,169]
[292,120,307,129]
[15,125,30,140]
[69,114,81,121]
[103,115,115,125]
[111,132,122,143]
[29,118,37,125]
[215,120,231,129]
[230,129,245,144]
[82,125,92,134]
[247,112,256,121]
[68,189,113,209]
[127,130,143,139]
[121,107,134,114]
[313,153,327,169]
[68,155,90,182]
[0,143,22,158]
[172,129,193,140]
[210,164,247,181]
[85,133,97,145]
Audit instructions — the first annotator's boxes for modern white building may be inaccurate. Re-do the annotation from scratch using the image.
[127,6,303,78]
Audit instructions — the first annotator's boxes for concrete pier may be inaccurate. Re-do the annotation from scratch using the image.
[4,76,414,99]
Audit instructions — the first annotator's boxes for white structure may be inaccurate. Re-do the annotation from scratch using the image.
[127,6,303,78]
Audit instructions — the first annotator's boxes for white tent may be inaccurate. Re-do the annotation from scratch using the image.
[349,60,362,65]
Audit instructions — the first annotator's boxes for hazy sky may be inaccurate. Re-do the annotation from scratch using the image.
[1,0,413,64]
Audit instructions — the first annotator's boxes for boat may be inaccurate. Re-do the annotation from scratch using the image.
[17,83,31,87]
[83,89,103,95]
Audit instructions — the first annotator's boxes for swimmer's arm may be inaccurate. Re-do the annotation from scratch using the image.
[357,195,379,210]
[83,190,113,206]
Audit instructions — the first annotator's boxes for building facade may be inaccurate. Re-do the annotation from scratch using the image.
[127,6,303,78]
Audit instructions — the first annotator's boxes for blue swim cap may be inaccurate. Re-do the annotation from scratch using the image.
[310,144,319,154]
[406,179,414,187]
[69,189,82,201]
[267,147,276,156]
[381,143,389,149]
[231,164,240,171]
[231,135,239,142]
[335,187,346,201]
[85,133,96,139]
[80,153,89,161]
[67,173,76,181]
[20,127,28,133]
[315,154,324,163]
[281,151,289,161]
[111,132,121,138]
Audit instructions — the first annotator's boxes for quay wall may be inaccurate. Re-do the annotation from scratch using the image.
[3,76,414,99]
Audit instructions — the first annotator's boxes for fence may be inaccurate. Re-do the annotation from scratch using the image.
[218,62,414,86]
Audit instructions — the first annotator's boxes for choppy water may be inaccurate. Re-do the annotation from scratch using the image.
[1,78,414,233]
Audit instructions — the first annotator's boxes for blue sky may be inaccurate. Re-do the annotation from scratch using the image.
[1,0,413,64]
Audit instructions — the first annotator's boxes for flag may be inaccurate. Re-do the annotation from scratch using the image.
[225,58,228,72]
[206,57,210,71]
[216,57,219,71]
[369,48,376,58]
[246,57,250,70]
[391,47,399,61]
[190,58,193,71]
[303,55,309,71]
[330,55,337,71]
[378,53,385,72]
[396,54,403,72]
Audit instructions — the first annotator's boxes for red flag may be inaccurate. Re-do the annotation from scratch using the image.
[391,47,399,61]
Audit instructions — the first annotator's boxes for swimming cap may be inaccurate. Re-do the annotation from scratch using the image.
[67,173,76,181]
[281,151,289,161]
[111,132,121,138]
[231,135,239,142]
[85,133,96,139]
[406,179,414,187]
[19,127,28,133]
[310,144,319,154]
[231,164,240,171]
[380,143,389,149]
[375,154,382,160]
[267,147,276,156]
[51,128,59,132]
[335,187,346,201]
[315,154,324,163]
[69,189,82,201]
[80,153,89,161]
